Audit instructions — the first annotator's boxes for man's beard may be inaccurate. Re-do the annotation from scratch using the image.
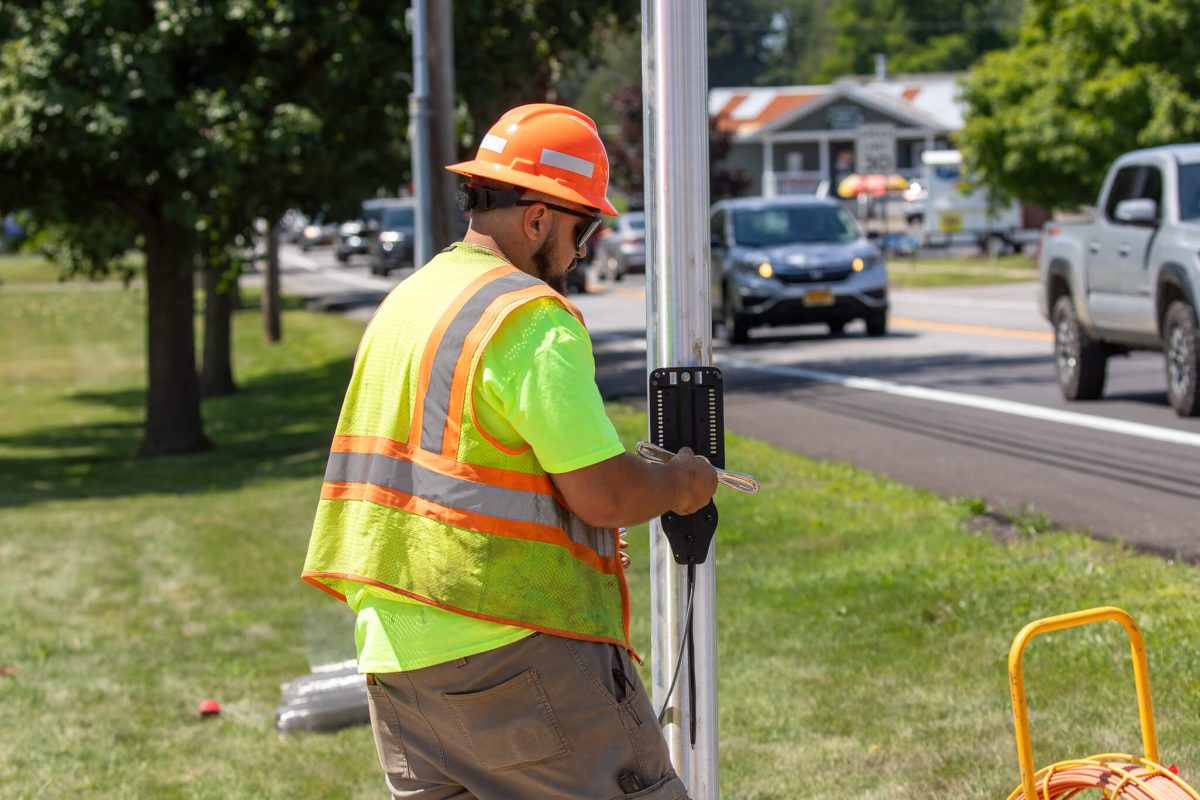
[532,220,571,294]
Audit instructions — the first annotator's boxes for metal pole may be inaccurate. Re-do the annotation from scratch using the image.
[641,0,717,797]
[427,0,458,251]
[410,0,434,267]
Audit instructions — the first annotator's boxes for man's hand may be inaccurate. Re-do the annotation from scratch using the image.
[667,446,719,516]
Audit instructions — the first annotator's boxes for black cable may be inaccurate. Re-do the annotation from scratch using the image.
[656,564,697,726]
[685,563,697,746]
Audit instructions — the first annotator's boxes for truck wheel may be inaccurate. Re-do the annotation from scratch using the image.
[722,289,750,344]
[984,234,1009,257]
[1164,301,1200,416]
[1053,295,1107,400]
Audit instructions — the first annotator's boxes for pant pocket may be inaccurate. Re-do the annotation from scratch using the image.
[441,669,572,772]
[366,682,411,778]
[610,770,689,800]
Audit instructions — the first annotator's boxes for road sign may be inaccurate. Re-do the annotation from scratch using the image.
[855,123,896,175]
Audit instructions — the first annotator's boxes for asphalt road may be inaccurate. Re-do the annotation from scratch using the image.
[275,245,1200,561]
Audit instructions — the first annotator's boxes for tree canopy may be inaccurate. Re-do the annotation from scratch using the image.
[0,1,638,456]
[958,0,1200,210]
[707,0,1022,88]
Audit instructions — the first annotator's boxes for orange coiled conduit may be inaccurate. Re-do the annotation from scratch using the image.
[1007,754,1200,799]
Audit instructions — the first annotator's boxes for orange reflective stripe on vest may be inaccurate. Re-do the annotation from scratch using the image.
[414,268,543,454]
[321,445,618,565]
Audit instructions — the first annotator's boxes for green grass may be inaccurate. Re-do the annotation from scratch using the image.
[0,252,144,287]
[888,253,1038,288]
[0,253,63,285]
[4,284,1200,799]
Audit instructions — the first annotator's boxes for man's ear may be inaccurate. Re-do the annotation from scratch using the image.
[522,202,549,243]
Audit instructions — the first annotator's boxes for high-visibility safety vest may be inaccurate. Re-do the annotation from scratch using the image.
[302,244,630,650]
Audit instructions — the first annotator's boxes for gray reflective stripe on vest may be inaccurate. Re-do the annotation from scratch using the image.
[420,270,543,455]
[324,450,614,559]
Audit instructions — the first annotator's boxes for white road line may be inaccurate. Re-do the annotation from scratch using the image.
[894,293,1036,311]
[283,250,395,292]
[720,357,1200,449]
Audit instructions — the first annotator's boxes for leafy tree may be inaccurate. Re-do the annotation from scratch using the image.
[958,0,1200,210]
[454,1,639,147]
[708,0,780,87]
[0,1,412,455]
[817,0,1021,80]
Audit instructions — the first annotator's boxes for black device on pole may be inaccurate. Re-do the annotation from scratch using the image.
[649,366,723,746]
[648,366,723,564]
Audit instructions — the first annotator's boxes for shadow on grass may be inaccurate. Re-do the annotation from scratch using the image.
[0,355,354,509]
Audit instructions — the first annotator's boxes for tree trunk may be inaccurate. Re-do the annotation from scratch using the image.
[263,224,281,343]
[139,222,212,456]
[201,264,237,398]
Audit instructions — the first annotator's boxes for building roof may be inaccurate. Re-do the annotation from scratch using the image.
[709,73,965,139]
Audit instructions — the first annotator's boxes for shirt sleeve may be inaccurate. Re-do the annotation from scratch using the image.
[475,297,625,474]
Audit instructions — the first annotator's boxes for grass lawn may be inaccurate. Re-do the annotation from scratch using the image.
[0,252,144,287]
[0,253,63,285]
[3,283,1200,799]
[888,253,1038,289]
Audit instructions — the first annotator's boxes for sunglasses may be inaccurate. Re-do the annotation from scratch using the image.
[515,200,602,252]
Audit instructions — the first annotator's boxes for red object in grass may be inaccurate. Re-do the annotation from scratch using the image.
[199,699,221,718]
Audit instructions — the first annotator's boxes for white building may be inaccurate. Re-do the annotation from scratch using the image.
[710,73,965,197]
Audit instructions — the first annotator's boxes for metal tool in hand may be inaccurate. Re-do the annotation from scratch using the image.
[635,441,760,494]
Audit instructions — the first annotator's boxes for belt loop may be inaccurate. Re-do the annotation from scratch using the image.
[366,673,377,685]
[455,657,469,669]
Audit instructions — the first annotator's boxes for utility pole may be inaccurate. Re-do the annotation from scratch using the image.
[409,0,434,268]
[263,223,281,343]
[426,0,458,250]
[642,0,718,797]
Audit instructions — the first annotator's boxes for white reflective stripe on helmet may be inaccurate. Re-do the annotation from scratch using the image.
[479,133,508,154]
[540,148,595,179]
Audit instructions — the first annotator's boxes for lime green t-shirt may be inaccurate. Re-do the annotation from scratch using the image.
[351,292,625,673]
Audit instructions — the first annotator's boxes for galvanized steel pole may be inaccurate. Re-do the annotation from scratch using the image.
[641,0,718,797]
[409,0,434,267]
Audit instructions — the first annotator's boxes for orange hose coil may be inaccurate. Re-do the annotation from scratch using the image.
[1007,754,1200,800]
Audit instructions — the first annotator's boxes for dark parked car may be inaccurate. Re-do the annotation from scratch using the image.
[710,196,889,343]
[593,211,646,281]
[564,260,588,294]
[335,221,369,262]
[366,200,416,276]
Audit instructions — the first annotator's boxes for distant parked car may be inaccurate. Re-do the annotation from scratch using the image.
[300,214,337,251]
[335,221,368,262]
[366,200,416,275]
[593,211,646,281]
[710,196,889,342]
[877,232,918,257]
[902,184,926,225]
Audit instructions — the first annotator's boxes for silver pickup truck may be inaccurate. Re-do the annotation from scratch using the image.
[1039,144,1200,416]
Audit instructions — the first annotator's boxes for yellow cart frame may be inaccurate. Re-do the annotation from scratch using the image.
[1009,606,1159,800]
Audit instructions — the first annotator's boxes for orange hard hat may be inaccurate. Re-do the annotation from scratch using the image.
[447,104,619,216]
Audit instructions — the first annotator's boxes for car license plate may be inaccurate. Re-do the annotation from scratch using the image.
[803,289,834,307]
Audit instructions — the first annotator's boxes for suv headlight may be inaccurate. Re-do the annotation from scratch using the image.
[852,255,883,272]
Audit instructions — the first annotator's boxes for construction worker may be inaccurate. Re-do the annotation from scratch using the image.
[303,103,717,799]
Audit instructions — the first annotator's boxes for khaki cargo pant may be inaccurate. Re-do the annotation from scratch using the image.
[366,632,689,799]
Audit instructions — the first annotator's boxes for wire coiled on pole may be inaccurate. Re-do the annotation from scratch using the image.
[1007,754,1200,800]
